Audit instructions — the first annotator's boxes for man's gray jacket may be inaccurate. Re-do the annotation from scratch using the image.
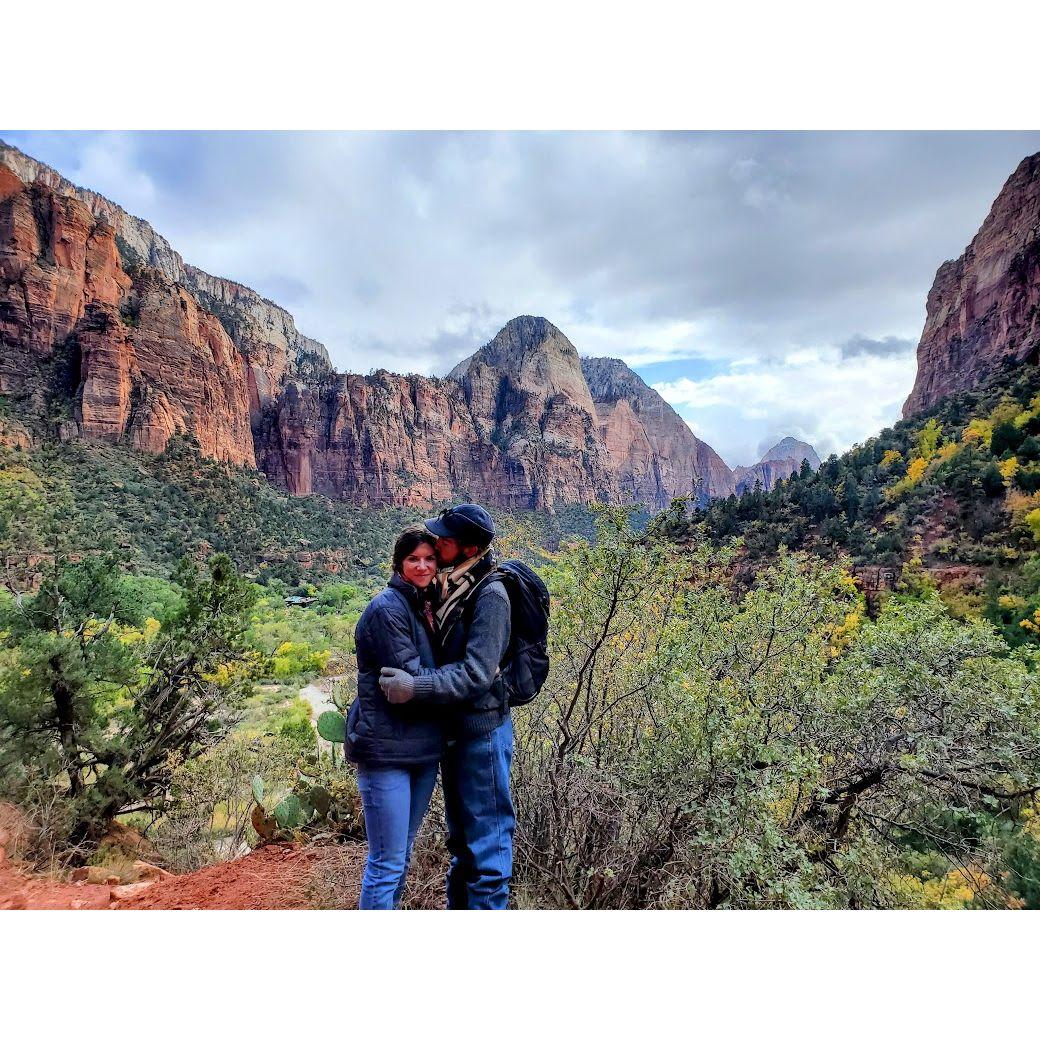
[412,554,512,738]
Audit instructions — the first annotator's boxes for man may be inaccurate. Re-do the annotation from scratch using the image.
[379,504,515,910]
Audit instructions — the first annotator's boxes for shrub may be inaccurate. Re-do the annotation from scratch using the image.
[511,509,1040,909]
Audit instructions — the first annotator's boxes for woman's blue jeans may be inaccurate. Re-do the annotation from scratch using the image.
[356,762,439,909]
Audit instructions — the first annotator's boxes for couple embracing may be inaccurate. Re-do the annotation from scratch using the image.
[345,504,547,910]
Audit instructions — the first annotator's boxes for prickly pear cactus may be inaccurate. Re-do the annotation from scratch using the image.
[251,774,265,806]
[317,711,347,744]
[307,785,333,818]
[273,794,306,831]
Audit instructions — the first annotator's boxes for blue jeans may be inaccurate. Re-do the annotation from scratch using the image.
[441,716,515,910]
[356,762,439,909]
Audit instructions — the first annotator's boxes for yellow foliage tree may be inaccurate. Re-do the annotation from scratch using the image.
[961,418,992,447]
[999,456,1020,484]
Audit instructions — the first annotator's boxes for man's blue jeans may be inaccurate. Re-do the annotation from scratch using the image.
[356,762,439,909]
[441,715,515,910]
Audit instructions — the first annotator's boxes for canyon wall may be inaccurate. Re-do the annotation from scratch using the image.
[903,152,1040,417]
[1,139,817,511]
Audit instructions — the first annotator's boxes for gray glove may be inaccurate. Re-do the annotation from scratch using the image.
[380,667,416,704]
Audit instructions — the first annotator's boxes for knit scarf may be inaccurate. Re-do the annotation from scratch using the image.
[435,547,491,634]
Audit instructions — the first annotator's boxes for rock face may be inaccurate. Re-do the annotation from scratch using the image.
[734,437,820,494]
[581,356,735,506]
[257,370,511,508]
[446,317,615,508]
[1,140,749,511]
[903,152,1040,417]
[0,164,256,465]
[0,139,329,458]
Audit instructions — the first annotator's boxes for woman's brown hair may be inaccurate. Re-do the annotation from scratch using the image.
[391,523,437,574]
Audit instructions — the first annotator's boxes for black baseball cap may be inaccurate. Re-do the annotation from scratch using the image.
[424,504,496,547]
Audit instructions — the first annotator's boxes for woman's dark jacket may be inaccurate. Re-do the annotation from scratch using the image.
[346,574,444,767]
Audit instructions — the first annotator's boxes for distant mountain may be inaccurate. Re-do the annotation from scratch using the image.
[733,437,821,494]
[761,437,822,468]
[0,141,735,511]
[903,151,1040,417]
[580,356,735,506]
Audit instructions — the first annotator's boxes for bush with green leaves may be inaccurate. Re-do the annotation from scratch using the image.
[512,507,1040,908]
[155,732,302,871]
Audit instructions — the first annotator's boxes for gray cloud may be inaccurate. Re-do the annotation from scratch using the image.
[5,131,1040,463]
[839,334,917,360]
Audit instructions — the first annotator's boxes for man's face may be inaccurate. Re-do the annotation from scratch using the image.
[435,536,462,567]
[434,537,480,567]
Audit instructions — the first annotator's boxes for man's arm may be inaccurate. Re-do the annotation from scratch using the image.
[389,585,511,706]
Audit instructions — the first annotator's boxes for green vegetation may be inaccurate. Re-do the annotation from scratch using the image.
[4,371,1040,908]
[664,363,1040,644]
[0,550,260,851]
[0,430,594,868]
[514,507,1040,908]
[0,433,597,588]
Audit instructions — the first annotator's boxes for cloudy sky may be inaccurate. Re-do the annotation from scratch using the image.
[5,131,1040,466]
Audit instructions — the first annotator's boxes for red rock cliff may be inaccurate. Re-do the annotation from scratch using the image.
[0,165,255,465]
[581,356,736,506]
[903,152,1040,417]
[1,141,747,511]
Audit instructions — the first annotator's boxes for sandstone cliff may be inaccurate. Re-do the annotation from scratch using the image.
[446,317,616,508]
[0,165,255,464]
[0,140,331,430]
[733,437,820,494]
[903,152,1040,417]
[1,140,746,511]
[580,356,735,506]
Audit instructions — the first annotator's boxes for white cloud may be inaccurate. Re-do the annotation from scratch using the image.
[654,348,918,467]
[5,130,1039,462]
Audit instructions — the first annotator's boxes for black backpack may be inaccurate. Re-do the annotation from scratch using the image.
[467,560,550,706]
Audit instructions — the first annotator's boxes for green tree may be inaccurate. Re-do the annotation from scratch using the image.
[0,553,261,850]
[512,511,1040,908]
[991,420,1025,457]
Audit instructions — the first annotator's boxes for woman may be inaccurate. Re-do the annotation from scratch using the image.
[346,524,442,909]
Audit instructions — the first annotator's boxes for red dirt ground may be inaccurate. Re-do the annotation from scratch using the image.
[0,804,365,910]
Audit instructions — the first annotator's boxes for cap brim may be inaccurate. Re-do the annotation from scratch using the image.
[423,516,454,538]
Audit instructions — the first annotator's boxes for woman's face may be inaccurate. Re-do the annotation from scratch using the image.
[400,541,437,588]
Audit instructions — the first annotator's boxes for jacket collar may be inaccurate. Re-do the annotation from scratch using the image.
[388,572,431,606]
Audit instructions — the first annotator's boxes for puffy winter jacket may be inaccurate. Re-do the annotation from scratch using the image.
[346,574,444,767]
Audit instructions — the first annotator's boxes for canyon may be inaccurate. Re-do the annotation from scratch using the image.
[1,139,820,511]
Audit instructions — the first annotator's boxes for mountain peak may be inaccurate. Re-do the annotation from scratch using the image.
[447,316,594,414]
[496,314,556,348]
[733,437,821,495]
[449,315,573,375]
[761,437,821,468]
